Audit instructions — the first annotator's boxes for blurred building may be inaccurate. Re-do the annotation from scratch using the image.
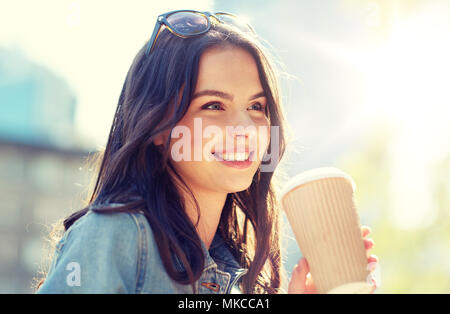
[0,47,92,293]
[0,48,79,148]
[0,138,92,293]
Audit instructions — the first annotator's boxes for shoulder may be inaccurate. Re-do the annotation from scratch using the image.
[37,208,153,293]
[69,208,141,235]
[62,208,153,262]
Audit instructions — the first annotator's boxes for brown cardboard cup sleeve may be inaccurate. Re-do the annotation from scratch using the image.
[280,167,373,294]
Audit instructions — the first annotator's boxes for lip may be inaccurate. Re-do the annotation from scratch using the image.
[212,151,255,169]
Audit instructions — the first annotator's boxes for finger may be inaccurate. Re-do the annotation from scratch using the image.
[288,258,309,294]
[364,238,374,250]
[361,226,371,238]
[301,258,310,273]
[367,260,378,273]
[305,271,318,294]
[369,281,377,294]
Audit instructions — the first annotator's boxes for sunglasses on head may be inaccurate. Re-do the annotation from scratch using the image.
[145,10,256,57]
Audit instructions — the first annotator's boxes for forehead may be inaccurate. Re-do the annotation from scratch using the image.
[194,46,263,95]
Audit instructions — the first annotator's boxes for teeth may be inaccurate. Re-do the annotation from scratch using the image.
[231,152,248,161]
[214,152,250,161]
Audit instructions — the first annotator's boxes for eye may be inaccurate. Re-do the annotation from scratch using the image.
[201,102,224,111]
[248,102,265,112]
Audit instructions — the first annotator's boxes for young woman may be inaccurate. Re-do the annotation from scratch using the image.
[35,10,377,294]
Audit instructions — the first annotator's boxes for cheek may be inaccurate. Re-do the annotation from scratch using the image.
[167,118,195,162]
[255,119,270,158]
[168,118,215,163]
[258,129,270,160]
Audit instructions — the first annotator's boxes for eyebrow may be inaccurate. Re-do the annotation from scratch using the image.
[191,90,266,101]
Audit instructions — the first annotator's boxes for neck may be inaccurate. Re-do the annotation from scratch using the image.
[183,186,227,250]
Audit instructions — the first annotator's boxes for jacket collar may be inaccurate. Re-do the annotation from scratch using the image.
[208,232,243,270]
[173,230,245,273]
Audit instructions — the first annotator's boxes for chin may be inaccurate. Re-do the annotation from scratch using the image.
[226,179,254,193]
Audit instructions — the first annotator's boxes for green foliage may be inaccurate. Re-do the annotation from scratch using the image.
[338,120,450,293]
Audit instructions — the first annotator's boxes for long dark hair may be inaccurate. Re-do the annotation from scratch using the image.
[36,21,290,294]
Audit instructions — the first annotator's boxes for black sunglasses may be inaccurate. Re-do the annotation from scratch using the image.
[145,10,256,57]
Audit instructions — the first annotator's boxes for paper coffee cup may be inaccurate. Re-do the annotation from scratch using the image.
[280,167,372,294]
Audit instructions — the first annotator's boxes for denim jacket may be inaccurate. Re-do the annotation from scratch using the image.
[36,205,248,294]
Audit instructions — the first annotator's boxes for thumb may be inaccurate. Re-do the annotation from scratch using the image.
[288,257,309,294]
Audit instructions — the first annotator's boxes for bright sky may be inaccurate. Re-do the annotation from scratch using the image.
[279,2,450,229]
[0,0,213,149]
[1,0,448,230]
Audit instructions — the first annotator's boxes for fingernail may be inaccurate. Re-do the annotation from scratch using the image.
[362,226,372,237]
[365,239,374,249]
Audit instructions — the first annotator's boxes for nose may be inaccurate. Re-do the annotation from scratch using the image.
[226,114,259,148]
[227,126,256,139]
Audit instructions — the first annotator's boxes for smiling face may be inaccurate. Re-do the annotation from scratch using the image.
[165,45,271,195]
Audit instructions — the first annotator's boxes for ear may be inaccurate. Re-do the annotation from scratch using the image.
[153,134,164,146]
[153,129,170,147]
[153,134,166,155]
